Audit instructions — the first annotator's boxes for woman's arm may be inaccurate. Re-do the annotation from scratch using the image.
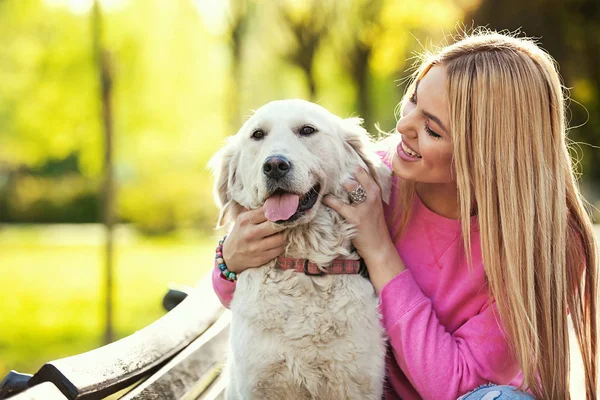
[212,262,236,308]
[323,168,521,399]
[211,206,287,308]
[380,270,520,399]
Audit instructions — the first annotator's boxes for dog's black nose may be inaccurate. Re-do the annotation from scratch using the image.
[263,155,291,180]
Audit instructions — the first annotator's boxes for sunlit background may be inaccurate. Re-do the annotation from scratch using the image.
[1,0,599,395]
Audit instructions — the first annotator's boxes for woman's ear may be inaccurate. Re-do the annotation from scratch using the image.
[208,138,241,228]
[342,117,391,204]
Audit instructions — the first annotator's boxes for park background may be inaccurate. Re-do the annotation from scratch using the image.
[1,0,599,396]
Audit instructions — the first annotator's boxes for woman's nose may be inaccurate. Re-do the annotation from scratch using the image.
[396,116,418,139]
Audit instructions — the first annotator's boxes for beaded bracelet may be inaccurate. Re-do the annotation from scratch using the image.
[216,234,237,282]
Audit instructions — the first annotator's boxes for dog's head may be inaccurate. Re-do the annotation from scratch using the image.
[209,99,390,229]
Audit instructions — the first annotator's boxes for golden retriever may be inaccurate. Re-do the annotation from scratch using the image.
[210,99,389,400]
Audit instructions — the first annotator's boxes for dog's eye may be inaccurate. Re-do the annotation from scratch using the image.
[299,125,316,136]
[251,129,266,140]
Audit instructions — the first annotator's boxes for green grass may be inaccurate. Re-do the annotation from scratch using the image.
[0,224,220,377]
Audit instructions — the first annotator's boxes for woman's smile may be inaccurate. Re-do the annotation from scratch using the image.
[397,139,422,161]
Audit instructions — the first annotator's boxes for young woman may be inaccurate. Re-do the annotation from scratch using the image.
[212,31,598,399]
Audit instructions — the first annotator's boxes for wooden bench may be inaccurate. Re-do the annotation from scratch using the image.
[0,274,230,400]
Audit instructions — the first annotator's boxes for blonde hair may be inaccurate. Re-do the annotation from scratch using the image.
[394,31,598,399]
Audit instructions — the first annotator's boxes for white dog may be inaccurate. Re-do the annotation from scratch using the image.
[210,99,389,400]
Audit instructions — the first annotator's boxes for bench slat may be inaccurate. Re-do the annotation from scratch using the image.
[6,382,67,400]
[28,273,225,400]
[197,374,226,400]
[121,311,230,400]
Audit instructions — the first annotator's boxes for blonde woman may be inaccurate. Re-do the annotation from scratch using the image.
[213,31,598,399]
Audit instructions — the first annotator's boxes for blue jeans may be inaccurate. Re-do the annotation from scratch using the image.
[458,384,535,399]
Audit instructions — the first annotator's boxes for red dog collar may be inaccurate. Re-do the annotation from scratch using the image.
[276,257,367,277]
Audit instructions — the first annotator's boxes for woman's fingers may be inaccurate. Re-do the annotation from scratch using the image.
[240,206,287,236]
[260,245,287,264]
[353,167,380,196]
[254,219,287,238]
[324,166,384,221]
[240,205,267,225]
[322,195,353,220]
[342,177,360,192]
[260,232,286,251]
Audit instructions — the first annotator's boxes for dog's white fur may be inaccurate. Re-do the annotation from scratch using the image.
[210,99,389,400]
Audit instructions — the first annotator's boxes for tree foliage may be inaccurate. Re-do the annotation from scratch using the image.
[0,0,597,230]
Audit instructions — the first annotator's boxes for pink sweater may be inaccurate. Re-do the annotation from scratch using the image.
[211,174,523,400]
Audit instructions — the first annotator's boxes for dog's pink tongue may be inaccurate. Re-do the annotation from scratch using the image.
[264,193,300,222]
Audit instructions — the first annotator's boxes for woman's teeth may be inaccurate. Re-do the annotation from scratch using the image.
[402,142,422,158]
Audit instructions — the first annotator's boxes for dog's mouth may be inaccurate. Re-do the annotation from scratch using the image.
[264,183,321,223]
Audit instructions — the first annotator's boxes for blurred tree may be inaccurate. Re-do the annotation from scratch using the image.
[0,0,104,224]
[273,0,337,100]
[333,0,384,131]
[325,0,464,133]
[92,0,116,345]
[0,0,100,171]
[224,0,251,133]
[0,0,230,231]
[2,157,100,223]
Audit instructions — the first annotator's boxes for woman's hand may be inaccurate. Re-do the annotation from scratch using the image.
[221,206,287,274]
[323,167,392,262]
[323,167,405,293]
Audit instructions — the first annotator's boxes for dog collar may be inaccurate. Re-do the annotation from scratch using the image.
[276,257,368,277]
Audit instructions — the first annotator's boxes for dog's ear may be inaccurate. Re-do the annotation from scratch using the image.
[208,139,243,228]
[341,118,391,204]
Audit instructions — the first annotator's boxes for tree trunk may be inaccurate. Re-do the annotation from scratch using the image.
[92,0,115,345]
[227,0,247,133]
[354,46,371,132]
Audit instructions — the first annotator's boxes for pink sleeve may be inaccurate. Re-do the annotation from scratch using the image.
[379,270,521,400]
[211,262,236,309]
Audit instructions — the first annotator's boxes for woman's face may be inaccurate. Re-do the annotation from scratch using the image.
[392,65,454,184]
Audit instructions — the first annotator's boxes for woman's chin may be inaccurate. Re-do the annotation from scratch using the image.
[391,152,416,181]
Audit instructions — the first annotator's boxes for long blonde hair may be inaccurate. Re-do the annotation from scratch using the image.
[395,31,598,399]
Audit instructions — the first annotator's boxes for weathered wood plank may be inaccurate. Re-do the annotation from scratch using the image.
[28,273,225,400]
[6,382,67,400]
[120,311,230,400]
[197,374,226,400]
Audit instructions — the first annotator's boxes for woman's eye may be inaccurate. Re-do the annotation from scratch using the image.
[251,129,266,140]
[299,125,316,136]
[425,123,442,139]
